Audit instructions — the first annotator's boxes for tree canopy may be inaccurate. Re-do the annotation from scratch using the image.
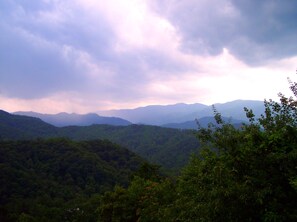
[0,138,146,222]
[98,78,297,221]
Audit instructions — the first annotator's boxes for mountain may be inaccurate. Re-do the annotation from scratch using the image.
[58,124,199,171]
[0,138,146,221]
[162,116,245,129]
[0,111,199,171]
[0,110,58,139]
[14,100,264,127]
[98,103,208,125]
[184,100,265,121]
[98,100,264,125]
[14,111,131,127]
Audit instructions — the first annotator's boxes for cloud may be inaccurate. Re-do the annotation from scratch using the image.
[0,0,296,113]
[0,0,194,99]
[0,0,115,99]
[0,23,106,99]
[152,0,297,65]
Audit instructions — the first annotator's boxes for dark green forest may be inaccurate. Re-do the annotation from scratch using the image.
[1,80,297,221]
[0,112,199,172]
[0,139,146,221]
[59,125,199,171]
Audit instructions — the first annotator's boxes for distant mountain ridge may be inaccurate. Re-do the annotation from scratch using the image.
[11,100,265,127]
[162,116,245,130]
[98,100,264,125]
[14,111,131,127]
[98,103,208,125]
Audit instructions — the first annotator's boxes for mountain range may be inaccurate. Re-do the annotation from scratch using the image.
[1,99,267,170]
[162,116,245,129]
[98,100,264,125]
[0,110,199,171]
[15,100,264,128]
[14,111,131,127]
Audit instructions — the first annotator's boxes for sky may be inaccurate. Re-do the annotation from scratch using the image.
[0,0,297,113]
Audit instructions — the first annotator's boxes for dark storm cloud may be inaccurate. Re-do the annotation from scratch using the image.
[230,0,297,63]
[152,0,297,65]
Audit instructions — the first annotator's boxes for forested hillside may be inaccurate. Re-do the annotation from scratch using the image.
[59,125,199,171]
[0,112,200,171]
[0,110,58,139]
[0,139,146,221]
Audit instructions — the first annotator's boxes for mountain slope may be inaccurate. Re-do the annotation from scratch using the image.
[0,111,200,171]
[0,110,58,139]
[14,111,132,127]
[98,100,264,125]
[98,103,208,125]
[0,138,146,221]
[163,116,245,129]
[59,124,199,170]
[185,100,264,121]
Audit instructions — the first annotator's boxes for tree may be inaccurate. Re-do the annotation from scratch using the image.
[175,78,297,221]
[97,164,176,222]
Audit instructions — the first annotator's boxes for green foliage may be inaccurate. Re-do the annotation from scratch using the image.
[59,124,199,171]
[175,81,297,221]
[97,174,176,222]
[0,138,145,221]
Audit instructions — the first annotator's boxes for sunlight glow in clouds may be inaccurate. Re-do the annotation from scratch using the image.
[0,0,297,113]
